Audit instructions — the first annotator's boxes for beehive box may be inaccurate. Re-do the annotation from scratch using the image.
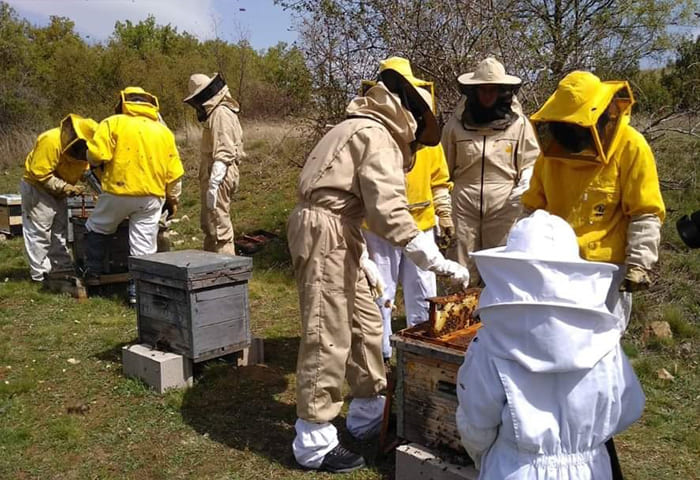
[129,250,253,362]
[391,321,481,453]
[0,194,22,236]
[66,196,96,243]
[70,217,130,274]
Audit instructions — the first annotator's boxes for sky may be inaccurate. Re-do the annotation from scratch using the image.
[5,0,299,49]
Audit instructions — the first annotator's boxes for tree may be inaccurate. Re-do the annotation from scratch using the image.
[277,0,698,120]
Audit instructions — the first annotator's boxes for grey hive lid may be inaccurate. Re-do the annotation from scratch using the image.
[129,249,252,280]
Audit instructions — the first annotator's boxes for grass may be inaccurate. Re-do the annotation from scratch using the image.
[0,121,698,479]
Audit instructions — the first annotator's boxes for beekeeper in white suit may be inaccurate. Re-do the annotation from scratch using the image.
[288,65,470,473]
[456,210,645,479]
[184,73,245,254]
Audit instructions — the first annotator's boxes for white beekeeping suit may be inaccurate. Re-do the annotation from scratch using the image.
[456,210,645,480]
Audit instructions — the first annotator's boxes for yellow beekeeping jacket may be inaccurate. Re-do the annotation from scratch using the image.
[523,75,666,264]
[405,144,452,231]
[23,128,88,187]
[87,88,184,197]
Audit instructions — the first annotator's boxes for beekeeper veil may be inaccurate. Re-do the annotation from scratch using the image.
[60,113,98,161]
[531,71,633,164]
[378,67,440,148]
[183,73,240,122]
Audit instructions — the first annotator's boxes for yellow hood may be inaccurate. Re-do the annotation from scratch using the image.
[531,71,634,164]
[118,86,160,121]
[60,114,98,155]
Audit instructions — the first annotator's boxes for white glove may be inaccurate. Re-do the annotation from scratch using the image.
[404,232,470,290]
[360,245,385,299]
[508,166,533,202]
[206,160,227,210]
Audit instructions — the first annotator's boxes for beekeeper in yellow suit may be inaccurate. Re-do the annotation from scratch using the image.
[523,71,666,330]
[442,58,540,286]
[288,65,470,473]
[361,57,453,361]
[85,87,184,304]
[184,73,245,254]
[20,114,97,282]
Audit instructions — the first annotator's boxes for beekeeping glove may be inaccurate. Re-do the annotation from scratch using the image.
[360,245,385,300]
[206,160,227,210]
[508,166,533,202]
[433,186,454,248]
[619,265,651,292]
[404,232,470,290]
[63,184,86,197]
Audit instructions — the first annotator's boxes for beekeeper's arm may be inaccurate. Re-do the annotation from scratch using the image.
[520,154,546,216]
[456,337,505,469]
[428,144,455,243]
[206,108,242,210]
[509,118,540,202]
[358,132,470,289]
[28,135,83,198]
[620,133,666,291]
[164,132,186,219]
[86,118,115,167]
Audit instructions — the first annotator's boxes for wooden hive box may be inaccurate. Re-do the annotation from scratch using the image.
[0,194,22,236]
[391,291,481,454]
[66,196,96,243]
[71,217,131,274]
[129,250,253,363]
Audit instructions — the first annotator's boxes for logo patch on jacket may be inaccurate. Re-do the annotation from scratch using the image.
[593,204,606,217]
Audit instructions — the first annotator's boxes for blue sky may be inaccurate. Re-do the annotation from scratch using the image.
[5,0,298,49]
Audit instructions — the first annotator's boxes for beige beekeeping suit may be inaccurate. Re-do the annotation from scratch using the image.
[288,82,422,423]
[443,96,539,285]
[185,74,245,254]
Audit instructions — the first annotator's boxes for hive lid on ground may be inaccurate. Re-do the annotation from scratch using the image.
[0,194,21,205]
[129,249,252,281]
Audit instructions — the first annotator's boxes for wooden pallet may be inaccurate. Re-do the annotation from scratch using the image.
[43,271,130,300]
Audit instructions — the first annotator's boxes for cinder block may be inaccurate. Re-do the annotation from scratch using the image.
[238,336,265,366]
[122,344,193,393]
[396,443,478,480]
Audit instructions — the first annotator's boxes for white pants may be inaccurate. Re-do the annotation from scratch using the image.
[86,193,163,257]
[293,395,385,469]
[20,180,72,281]
[364,229,437,358]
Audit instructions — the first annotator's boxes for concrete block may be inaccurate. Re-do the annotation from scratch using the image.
[238,336,264,366]
[396,443,478,480]
[122,344,193,393]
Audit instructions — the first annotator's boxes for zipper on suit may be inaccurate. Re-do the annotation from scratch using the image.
[479,135,486,249]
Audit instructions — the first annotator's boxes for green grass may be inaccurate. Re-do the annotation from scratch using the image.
[0,124,698,479]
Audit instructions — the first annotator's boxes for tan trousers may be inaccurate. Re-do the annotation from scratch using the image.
[287,204,386,423]
[448,183,520,286]
[199,160,239,254]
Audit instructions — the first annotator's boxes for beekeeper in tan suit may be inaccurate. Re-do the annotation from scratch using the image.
[442,58,540,285]
[184,73,244,254]
[288,66,471,473]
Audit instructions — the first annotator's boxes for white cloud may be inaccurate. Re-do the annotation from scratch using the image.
[7,0,219,41]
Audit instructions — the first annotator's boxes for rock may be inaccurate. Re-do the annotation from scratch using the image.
[657,368,674,381]
[647,321,673,339]
[67,358,81,365]
[679,342,692,356]
[168,230,179,237]
[0,234,6,243]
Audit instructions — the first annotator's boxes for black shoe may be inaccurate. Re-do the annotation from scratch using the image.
[319,444,366,474]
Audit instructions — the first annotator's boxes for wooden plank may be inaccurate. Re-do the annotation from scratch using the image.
[192,284,248,327]
[137,280,188,303]
[138,291,190,327]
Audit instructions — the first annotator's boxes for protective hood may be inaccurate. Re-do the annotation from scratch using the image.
[60,114,97,157]
[531,71,634,164]
[116,86,160,121]
[346,82,417,168]
[471,210,622,372]
[452,94,523,131]
[183,73,240,122]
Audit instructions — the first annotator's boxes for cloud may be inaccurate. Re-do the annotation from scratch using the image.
[7,0,219,41]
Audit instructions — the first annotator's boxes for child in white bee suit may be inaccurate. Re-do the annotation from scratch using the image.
[456,210,644,479]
